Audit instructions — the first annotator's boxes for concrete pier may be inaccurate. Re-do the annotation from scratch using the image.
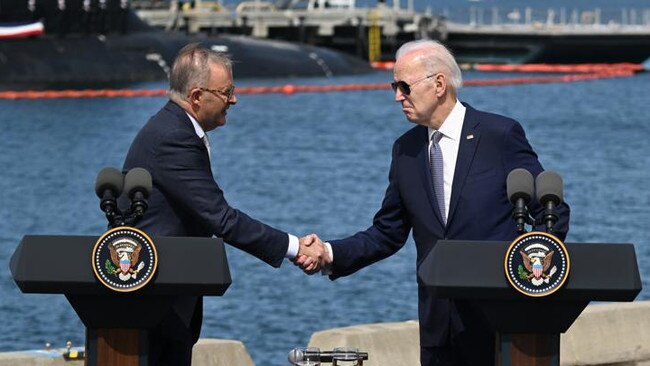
[135,3,442,59]
[309,301,650,366]
[134,3,650,63]
[1,301,649,365]
[136,4,439,38]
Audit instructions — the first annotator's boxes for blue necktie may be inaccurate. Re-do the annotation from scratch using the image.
[430,131,446,225]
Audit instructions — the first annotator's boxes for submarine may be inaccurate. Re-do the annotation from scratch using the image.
[0,0,372,90]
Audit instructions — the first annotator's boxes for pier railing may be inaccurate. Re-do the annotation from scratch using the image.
[441,6,650,34]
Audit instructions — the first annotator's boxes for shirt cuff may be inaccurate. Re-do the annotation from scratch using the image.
[321,242,334,275]
[285,234,299,259]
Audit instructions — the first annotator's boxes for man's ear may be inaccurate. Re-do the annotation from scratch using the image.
[434,73,447,98]
[188,88,202,106]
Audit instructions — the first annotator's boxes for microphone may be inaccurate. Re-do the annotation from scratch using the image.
[123,168,152,223]
[535,170,564,234]
[507,168,534,234]
[288,349,368,364]
[95,167,124,227]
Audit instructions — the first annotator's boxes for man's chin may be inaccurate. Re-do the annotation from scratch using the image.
[402,112,417,123]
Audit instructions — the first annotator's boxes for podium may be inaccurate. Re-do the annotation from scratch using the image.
[418,240,641,366]
[10,235,232,366]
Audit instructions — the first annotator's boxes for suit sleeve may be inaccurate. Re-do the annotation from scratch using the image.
[503,121,570,240]
[154,127,288,267]
[329,142,412,279]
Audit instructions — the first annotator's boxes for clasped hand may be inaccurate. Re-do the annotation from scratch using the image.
[293,234,330,275]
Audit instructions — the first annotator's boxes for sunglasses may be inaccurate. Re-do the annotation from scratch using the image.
[199,85,236,101]
[391,74,434,95]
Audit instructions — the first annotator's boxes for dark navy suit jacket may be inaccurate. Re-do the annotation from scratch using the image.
[329,103,570,347]
[122,100,289,342]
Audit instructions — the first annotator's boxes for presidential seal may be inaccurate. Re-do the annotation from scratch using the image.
[92,227,158,292]
[504,232,570,297]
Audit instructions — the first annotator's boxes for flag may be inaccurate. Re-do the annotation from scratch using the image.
[0,21,44,39]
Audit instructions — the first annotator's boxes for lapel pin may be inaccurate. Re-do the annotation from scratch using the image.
[466,134,474,140]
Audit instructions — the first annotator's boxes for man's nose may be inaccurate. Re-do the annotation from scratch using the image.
[394,88,406,102]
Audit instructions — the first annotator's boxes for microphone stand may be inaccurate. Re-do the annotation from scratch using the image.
[103,206,147,229]
[512,200,536,234]
[542,201,558,234]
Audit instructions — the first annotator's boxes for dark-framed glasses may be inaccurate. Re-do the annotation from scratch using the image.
[391,74,434,95]
[199,85,236,101]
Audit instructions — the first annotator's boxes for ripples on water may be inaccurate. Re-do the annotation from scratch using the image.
[1,70,649,364]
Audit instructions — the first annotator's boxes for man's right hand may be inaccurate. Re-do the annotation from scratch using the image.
[294,233,331,275]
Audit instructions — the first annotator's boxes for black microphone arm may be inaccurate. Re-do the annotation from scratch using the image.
[123,167,152,227]
[506,168,535,234]
[535,170,564,234]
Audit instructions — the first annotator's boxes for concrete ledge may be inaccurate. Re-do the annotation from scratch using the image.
[0,339,253,366]
[3,302,650,366]
[192,339,254,366]
[309,321,420,366]
[561,302,650,366]
[0,351,83,366]
[309,301,650,366]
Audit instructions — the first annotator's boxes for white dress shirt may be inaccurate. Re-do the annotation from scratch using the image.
[322,101,467,270]
[185,112,299,259]
[428,100,466,223]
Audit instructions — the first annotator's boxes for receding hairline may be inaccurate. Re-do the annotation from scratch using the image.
[168,43,234,101]
[395,40,463,90]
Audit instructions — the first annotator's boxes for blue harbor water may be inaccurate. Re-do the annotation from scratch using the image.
[1,68,650,365]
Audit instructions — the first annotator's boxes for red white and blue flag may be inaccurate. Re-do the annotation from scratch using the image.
[0,21,44,39]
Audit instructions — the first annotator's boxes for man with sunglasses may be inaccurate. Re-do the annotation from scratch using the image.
[298,40,570,365]
[122,43,327,366]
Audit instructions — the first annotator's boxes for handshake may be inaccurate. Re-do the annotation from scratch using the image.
[294,234,332,275]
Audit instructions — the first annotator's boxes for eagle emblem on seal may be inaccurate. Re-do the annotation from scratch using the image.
[107,238,146,281]
[519,249,556,286]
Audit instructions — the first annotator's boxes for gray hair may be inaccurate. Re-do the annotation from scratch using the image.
[395,40,463,90]
[168,43,233,101]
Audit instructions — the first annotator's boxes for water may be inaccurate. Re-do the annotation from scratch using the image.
[1,68,650,364]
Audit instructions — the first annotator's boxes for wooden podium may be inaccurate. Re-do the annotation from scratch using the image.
[418,240,641,366]
[10,235,231,366]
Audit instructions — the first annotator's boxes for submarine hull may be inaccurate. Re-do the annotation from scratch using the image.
[0,2,372,89]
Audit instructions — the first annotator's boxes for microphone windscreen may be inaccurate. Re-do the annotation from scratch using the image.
[95,167,124,198]
[287,349,303,364]
[506,168,534,204]
[124,167,152,199]
[536,170,563,205]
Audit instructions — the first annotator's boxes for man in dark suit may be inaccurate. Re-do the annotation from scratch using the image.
[122,43,326,366]
[298,40,570,365]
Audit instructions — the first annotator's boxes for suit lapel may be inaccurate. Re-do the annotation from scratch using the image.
[416,127,446,227]
[448,105,481,225]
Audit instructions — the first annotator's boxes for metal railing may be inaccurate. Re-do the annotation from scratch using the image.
[440,6,650,28]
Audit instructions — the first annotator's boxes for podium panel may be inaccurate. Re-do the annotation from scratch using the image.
[11,235,231,296]
[419,241,641,303]
[10,234,232,366]
[417,240,641,365]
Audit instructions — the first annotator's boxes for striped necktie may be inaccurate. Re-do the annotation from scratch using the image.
[430,130,446,225]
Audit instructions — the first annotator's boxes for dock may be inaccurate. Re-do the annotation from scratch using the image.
[134,0,443,60]
[133,2,650,64]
